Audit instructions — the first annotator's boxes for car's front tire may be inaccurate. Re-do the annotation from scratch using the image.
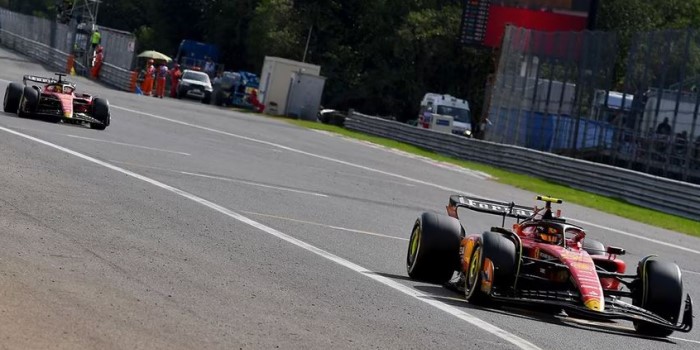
[3,82,23,113]
[90,98,110,130]
[464,231,517,304]
[632,257,684,337]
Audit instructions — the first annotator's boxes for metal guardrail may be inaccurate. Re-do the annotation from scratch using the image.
[345,112,700,221]
[0,29,133,92]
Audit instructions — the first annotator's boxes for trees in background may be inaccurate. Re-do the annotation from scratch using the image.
[5,0,700,121]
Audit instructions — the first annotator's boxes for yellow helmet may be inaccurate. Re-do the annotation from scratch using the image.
[538,226,561,244]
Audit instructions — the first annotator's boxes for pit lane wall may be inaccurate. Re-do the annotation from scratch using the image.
[345,112,700,221]
[0,8,134,91]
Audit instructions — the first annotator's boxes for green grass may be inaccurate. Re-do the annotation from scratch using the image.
[284,119,700,237]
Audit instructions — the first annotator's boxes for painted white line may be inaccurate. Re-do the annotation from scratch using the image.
[111,105,700,256]
[571,218,700,256]
[240,210,407,241]
[180,171,328,198]
[108,160,327,198]
[0,125,541,350]
[333,170,415,187]
[669,337,700,345]
[66,134,191,156]
[312,130,492,180]
[112,105,471,194]
[681,269,700,276]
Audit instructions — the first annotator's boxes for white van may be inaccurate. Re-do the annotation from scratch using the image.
[418,93,472,137]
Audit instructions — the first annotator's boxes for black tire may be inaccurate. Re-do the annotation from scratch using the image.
[202,92,211,104]
[90,98,110,130]
[583,239,606,256]
[213,90,223,106]
[18,86,39,118]
[406,212,462,284]
[632,257,683,337]
[177,87,184,99]
[465,231,517,304]
[3,82,22,113]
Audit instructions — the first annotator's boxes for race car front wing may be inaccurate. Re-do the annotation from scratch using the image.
[490,291,693,333]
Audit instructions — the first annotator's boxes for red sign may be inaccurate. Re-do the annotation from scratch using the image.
[484,5,588,47]
[460,1,594,48]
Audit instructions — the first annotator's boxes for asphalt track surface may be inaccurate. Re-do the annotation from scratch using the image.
[0,47,699,349]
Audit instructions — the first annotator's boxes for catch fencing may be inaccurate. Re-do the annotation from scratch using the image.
[0,7,136,91]
[487,26,700,184]
[345,112,700,221]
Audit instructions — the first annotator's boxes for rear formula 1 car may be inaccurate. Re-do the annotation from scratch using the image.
[406,195,693,337]
[3,73,110,130]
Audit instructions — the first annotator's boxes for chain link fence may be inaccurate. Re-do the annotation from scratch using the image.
[100,26,136,70]
[487,26,700,183]
[0,7,136,70]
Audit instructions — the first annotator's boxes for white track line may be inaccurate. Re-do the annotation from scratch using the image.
[180,171,328,198]
[66,134,191,155]
[0,124,541,350]
[112,105,700,256]
[240,210,407,241]
[669,337,700,345]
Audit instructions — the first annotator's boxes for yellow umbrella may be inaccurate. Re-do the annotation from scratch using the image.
[137,50,172,62]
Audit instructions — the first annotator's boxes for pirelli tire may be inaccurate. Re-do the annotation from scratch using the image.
[18,86,39,118]
[632,257,684,337]
[464,231,517,305]
[3,82,23,113]
[90,98,110,130]
[406,212,462,284]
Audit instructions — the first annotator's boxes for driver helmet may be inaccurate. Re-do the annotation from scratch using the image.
[537,225,561,244]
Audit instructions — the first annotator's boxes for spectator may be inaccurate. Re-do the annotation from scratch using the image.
[204,57,215,78]
[141,59,156,96]
[155,64,169,98]
[90,45,104,79]
[656,117,672,135]
[90,27,101,52]
[170,64,182,98]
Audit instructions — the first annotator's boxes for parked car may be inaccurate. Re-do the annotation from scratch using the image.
[177,69,212,104]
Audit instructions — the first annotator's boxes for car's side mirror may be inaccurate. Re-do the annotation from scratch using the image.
[607,246,625,256]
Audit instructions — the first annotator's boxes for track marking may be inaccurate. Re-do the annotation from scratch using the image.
[66,134,191,155]
[669,337,700,345]
[112,105,700,256]
[0,125,541,350]
[107,160,328,198]
[240,210,407,241]
[570,218,700,256]
[180,171,328,198]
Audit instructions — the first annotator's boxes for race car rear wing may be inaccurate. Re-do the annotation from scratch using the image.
[449,195,535,220]
[23,74,74,86]
[23,75,58,86]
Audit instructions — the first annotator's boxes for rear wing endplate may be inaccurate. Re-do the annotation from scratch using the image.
[449,195,535,220]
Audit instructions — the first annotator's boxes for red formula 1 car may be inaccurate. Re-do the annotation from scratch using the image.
[406,195,693,337]
[3,73,110,130]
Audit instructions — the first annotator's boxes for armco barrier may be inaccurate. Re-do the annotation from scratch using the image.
[1,29,133,92]
[345,112,700,221]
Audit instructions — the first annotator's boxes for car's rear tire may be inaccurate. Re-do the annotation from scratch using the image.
[632,257,683,337]
[18,86,39,118]
[406,212,462,284]
[583,239,606,256]
[465,231,517,304]
[90,98,110,130]
[3,82,23,113]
